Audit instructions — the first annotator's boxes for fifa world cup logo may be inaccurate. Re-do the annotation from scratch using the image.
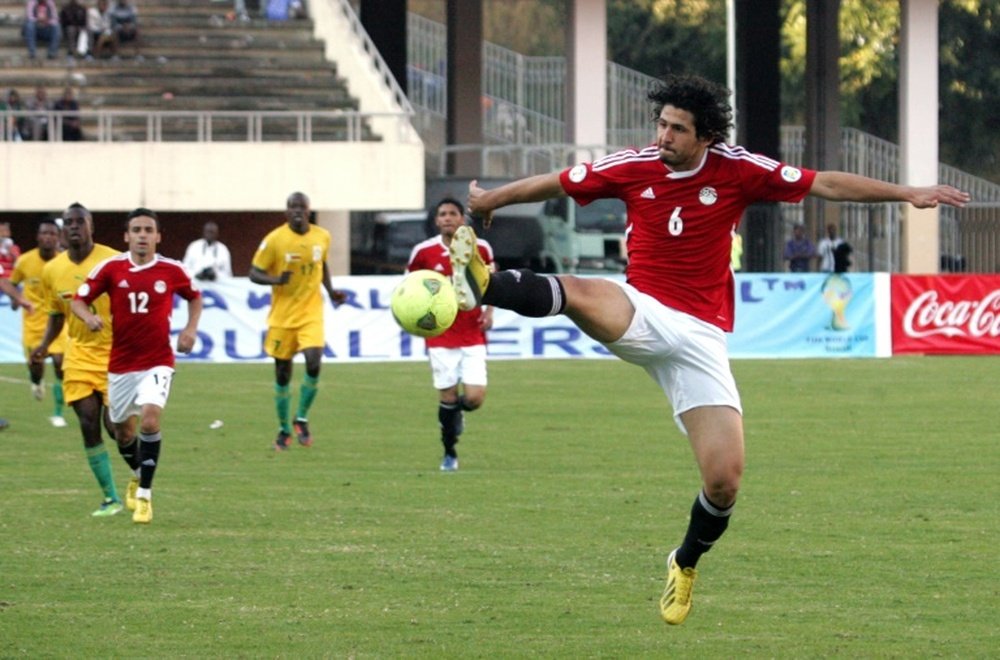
[821,273,853,331]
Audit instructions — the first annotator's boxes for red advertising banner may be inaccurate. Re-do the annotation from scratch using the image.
[891,275,1000,354]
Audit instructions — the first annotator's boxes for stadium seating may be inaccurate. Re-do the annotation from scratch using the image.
[0,0,376,141]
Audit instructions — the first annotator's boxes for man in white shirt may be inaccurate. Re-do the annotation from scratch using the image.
[816,222,844,273]
[183,221,232,281]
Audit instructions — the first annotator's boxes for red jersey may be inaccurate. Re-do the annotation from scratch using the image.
[407,235,494,349]
[76,253,200,373]
[560,144,816,331]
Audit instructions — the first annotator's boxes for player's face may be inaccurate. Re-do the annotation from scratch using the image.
[435,202,465,239]
[36,223,60,253]
[125,216,161,259]
[62,209,93,248]
[655,105,712,171]
[286,194,310,234]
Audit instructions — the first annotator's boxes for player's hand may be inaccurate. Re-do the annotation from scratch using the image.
[910,185,970,209]
[29,346,47,364]
[83,315,103,332]
[277,271,292,285]
[16,300,33,314]
[478,307,494,332]
[329,290,348,307]
[176,329,197,354]
[467,179,495,229]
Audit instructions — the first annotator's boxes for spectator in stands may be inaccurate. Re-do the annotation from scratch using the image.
[5,89,31,141]
[783,223,815,272]
[53,86,83,141]
[87,0,114,59]
[108,0,137,56]
[26,86,51,142]
[817,222,844,273]
[23,0,62,60]
[183,221,232,282]
[59,0,87,57]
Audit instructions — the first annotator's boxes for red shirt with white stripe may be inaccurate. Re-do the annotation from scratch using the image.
[407,235,494,348]
[76,253,200,373]
[560,143,816,331]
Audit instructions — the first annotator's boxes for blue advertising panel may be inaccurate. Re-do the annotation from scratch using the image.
[730,273,877,358]
[0,273,879,363]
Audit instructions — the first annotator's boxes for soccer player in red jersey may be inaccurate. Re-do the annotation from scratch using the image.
[451,74,970,625]
[72,209,203,524]
[407,198,495,471]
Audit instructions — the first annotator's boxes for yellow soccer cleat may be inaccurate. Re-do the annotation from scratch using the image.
[448,225,490,311]
[659,550,697,625]
[125,477,140,511]
[133,497,152,524]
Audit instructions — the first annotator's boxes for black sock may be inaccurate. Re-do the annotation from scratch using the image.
[117,436,141,471]
[482,269,566,317]
[438,402,460,457]
[138,431,162,489]
[675,491,733,569]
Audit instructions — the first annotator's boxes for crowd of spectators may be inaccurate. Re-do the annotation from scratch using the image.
[20,0,138,61]
[3,86,83,141]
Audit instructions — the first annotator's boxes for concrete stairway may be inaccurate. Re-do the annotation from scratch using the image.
[0,0,377,140]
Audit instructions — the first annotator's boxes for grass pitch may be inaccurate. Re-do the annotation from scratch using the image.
[0,357,997,657]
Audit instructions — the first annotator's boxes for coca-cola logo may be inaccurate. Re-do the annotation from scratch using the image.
[902,289,1000,338]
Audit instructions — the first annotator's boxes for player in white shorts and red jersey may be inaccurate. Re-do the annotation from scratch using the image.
[451,73,971,624]
[73,208,203,524]
[407,197,495,472]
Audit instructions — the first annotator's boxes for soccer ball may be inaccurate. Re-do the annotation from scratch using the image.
[390,270,459,338]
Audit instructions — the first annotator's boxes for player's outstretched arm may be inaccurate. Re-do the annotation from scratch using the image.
[468,173,566,228]
[0,278,31,311]
[810,171,970,208]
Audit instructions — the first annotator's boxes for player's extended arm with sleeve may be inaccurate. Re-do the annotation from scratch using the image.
[468,173,567,227]
[322,261,347,307]
[176,295,203,354]
[810,172,970,208]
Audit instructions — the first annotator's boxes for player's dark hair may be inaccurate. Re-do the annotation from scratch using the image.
[38,217,59,229]
[434,197,464,216]
[647,74,733,144]
[126,207,160,231]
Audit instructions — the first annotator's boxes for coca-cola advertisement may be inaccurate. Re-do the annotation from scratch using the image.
[891,275,1000,354]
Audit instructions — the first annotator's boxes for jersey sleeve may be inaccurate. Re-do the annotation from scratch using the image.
[251,233,276,273]
[559,150,637,206]
[74,259,112,305]
[739,158,817,203]
[173,263,202,302]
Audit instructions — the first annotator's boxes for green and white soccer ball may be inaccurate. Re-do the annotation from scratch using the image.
[390,269,459,338]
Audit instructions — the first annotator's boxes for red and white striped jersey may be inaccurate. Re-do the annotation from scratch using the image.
[407,235,495,349]
[560,143,816,331]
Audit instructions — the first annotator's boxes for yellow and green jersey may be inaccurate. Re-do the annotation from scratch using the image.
[252,224,330,329]
[10,248,68,349]
[41,244,119,372]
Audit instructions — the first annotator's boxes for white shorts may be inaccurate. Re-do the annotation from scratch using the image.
[604,281,742,434]
[427,345,488,390]
[108,366,175,424]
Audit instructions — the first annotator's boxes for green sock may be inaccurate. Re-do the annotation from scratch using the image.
[275,384,291,433]
[53,379,65,417]
[85,444,119,502]
[296,374,319,421]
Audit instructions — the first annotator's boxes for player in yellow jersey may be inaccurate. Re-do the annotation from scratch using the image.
[250,191,347,450]
[10,218,69,427]
[31,204,140,517]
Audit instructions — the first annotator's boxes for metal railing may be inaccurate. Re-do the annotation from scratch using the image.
[0,109,417,143]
